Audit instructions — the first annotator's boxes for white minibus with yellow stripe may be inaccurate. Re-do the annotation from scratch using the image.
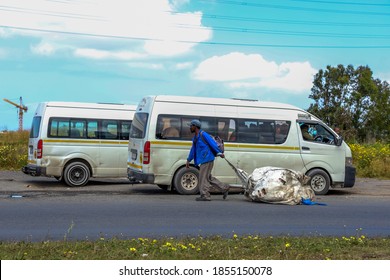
[127,95,355,195]
[22,102,136,187]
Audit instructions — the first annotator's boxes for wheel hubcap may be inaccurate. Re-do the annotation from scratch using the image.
[181,173,198,190]
[311,175,325,191]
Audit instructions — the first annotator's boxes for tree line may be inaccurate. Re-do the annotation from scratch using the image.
[307,64,390,143]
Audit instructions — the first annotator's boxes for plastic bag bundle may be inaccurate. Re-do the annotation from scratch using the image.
[244,167,315,205]
[224,158,318,205]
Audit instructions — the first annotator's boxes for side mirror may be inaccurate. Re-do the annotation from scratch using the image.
[335,136,343,146]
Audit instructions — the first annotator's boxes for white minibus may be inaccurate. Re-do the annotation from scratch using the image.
[22,102,136,187]
[127,95,355,195]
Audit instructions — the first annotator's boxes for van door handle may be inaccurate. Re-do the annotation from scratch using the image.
[302,146,310,151]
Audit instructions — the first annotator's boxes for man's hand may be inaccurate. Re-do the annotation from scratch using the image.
[186,160,190,168]
[217,153,225,158]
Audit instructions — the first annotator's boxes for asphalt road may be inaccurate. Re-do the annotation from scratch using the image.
[1,171,390,241]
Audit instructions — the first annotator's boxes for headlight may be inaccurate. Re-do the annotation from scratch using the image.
[346,157,353,166]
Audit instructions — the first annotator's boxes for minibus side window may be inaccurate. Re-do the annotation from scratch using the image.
[120,121,132,140]
[70,120,86,138]
[275,121,290,144]
[87,121,98,139]
[30,116,41,138]
[258,121,275,144]
[49,118,69,137]
[217,118,236,142]
[199,117,216,136]
[157,116,181,139]
[314,123,336,144]
[130,112,148,139]
[180,117,195,140]
[299,122,335,144]
[101,120,118,139]
[237,119,259,143]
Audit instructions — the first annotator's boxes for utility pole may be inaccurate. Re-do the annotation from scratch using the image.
[3,97,28,131]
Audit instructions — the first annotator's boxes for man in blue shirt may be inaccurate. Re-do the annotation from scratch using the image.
[186,119,230,201]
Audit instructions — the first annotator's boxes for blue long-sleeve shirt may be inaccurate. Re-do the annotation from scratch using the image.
[187,130,221,166]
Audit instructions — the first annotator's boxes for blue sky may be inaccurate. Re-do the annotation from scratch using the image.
[1,0,389,131]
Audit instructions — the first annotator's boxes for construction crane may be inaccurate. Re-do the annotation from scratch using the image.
[3,97,28,131]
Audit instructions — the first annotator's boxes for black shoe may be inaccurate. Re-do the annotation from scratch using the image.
[196,196,211,201]
[222,190,228,200]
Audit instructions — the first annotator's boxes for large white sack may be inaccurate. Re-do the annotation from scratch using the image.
[244,166,315,205]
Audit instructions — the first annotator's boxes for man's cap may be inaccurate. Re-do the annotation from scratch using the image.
[189,119,201,128]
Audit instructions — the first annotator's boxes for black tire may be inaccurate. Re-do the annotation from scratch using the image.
[306,169,330,195]
[63,161,90,187]
[173,167,199,195]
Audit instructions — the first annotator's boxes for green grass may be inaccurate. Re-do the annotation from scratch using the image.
[1,234,389,260]
[0,130,29,170]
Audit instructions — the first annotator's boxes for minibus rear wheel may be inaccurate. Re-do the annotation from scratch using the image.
[306,169,330,195]
[63,161,91,187]
[173,167,199,195]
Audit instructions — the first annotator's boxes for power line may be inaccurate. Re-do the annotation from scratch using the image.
[200,0,390,16]
[178,24,390,39]
[1,24,389,49]
[0,5,105,21]
[290,0,390,7]
[194,12,390,28]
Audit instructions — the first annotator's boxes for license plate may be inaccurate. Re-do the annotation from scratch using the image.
[131,149,137,160]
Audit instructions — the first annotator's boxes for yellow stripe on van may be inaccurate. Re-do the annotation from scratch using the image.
[128,162,143,169]
[151,140,191,146]
[225,143,300,151]
[150,140,299,151]
[43,139,128,145]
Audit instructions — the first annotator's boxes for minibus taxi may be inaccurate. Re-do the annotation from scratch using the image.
[22,102,136,187]
[127,95,355,195]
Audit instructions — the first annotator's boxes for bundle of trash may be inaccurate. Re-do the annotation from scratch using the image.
[225,159,321,206]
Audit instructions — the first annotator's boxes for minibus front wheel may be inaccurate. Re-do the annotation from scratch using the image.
[173,166,199,195]
[306,169,330,195]
[63,161,91,187]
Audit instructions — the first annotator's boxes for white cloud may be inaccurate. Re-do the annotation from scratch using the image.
[170,0,190,8]
[175,62,193,70]
[0,0,211,59]
[127,62,164,70]
[0,28,10,38]
[194,52,317,92]
[31,41,56,56]
[194,52,278,81]
[74,48,145,60]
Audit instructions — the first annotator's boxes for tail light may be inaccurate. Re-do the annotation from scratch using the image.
[37,139,43,159]
[143,141,150,164]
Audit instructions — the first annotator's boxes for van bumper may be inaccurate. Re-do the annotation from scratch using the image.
[344,166,356,188]
[127,168,155,184]
[22,165,46,177]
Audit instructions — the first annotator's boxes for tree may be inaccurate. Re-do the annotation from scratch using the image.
[308,64,355,139]
[366,80,390,141]
[308,64,389,142]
